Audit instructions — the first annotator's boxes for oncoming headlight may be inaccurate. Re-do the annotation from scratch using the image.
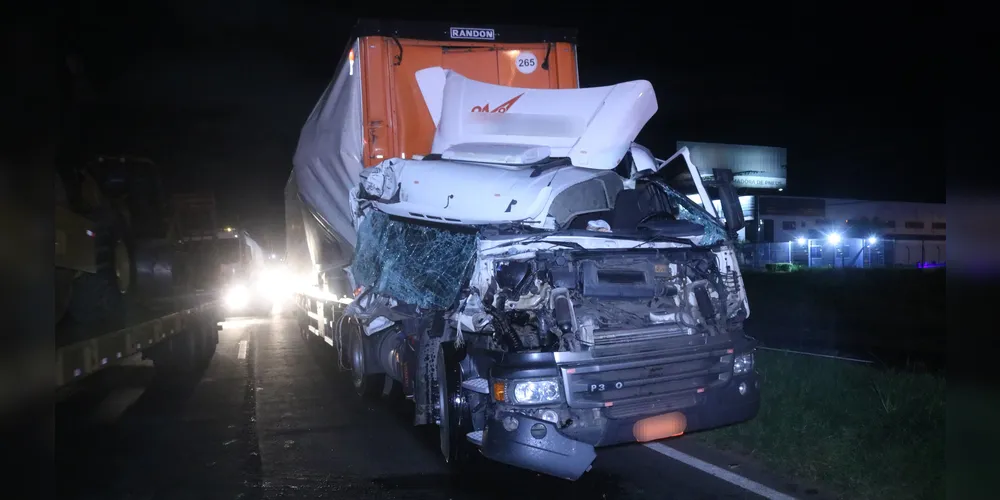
[255,268,294,303]
[225,284,250,309]
[733,352,754,375]
[492,379,562,405]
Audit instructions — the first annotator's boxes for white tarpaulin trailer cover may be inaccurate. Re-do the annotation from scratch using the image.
[291,39,364,254]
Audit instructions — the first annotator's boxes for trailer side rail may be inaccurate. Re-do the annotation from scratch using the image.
[55,301,220,388]
[294,289,350,366]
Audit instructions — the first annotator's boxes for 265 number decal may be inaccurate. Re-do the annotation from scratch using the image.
[515,52,538,74]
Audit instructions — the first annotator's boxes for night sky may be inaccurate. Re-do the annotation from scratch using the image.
[63,2,941,246]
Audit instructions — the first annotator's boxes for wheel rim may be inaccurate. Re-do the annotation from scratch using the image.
[114,240,130,294]
[350,329,364,388]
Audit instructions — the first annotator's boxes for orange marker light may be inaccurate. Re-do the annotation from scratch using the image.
[492,381,506,402]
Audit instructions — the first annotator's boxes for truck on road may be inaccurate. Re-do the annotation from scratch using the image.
[211,227,287,317]
[286,19,759,480]
[56,174,224,394]
[47,48,222,398]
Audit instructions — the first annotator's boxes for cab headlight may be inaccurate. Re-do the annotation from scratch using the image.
[508,379,562,405]
[733,352,754,375]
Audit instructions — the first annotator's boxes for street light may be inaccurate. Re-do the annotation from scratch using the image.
[867,236,878,245]
[827,233,842,245]
[796,237,806,246]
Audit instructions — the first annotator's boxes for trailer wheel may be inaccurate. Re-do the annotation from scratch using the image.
[150,329,198,390]
[194,318,216,368]
[436,342,475,466]
[348,322,381,398]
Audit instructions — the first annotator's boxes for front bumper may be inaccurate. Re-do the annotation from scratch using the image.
[481,413,597,481]
[597,372,760,447]
[480,373,760,480]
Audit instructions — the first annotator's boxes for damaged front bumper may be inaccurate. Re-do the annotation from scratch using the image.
[482,413,598,481]
[479,339,760,480]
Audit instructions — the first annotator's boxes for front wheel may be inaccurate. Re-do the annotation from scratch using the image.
[436,342,476,466]
[348,321,382,398]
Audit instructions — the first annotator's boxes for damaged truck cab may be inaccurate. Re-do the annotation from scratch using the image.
[288,20,758,481]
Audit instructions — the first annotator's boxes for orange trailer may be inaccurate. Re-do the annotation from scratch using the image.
[351,20,580,166]
[289,20,580,275]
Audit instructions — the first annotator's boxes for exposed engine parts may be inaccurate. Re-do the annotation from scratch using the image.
[345,244,745,358]
[452,247,744,354]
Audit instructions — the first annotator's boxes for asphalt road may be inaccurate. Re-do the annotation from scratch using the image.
[56,315,794,500]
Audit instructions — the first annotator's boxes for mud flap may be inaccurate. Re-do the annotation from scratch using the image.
[411,314,443,426]
[414,334,440,425]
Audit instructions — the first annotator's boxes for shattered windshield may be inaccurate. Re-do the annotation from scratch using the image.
[660,183,728,246]
[350,210,478,310]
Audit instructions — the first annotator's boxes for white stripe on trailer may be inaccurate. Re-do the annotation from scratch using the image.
[237,340,248,360]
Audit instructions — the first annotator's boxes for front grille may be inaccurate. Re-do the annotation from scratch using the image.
[590,325,692,357]
[561,347,731,419]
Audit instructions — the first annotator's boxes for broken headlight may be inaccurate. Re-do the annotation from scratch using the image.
[733,352,754,375]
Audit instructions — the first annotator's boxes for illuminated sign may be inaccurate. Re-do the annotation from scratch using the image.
[678,141,788,191]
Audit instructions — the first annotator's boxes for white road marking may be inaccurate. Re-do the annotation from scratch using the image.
[644,442,798,500]
[237,340,248,360]
[756,346,873,364]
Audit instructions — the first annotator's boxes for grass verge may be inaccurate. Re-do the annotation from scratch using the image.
[693,350,945,499]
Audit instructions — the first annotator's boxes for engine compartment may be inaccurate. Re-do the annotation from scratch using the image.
[458,246,745,355]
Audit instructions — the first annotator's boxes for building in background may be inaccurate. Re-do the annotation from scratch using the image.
[677,141,787,192]
[676,141,945,269]
[743,195,946,269]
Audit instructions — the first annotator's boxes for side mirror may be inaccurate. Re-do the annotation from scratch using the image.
[712,169,745,234]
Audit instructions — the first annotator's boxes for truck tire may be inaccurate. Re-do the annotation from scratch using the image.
[192,319,216,369]
[149,331,196,389]
[436,342,476,466]
[347,321,382,398]
[67,205,133,324]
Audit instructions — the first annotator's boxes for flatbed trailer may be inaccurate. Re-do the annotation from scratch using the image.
[56,292,223,394]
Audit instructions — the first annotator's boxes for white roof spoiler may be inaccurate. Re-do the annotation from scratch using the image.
[415,67,658,169]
